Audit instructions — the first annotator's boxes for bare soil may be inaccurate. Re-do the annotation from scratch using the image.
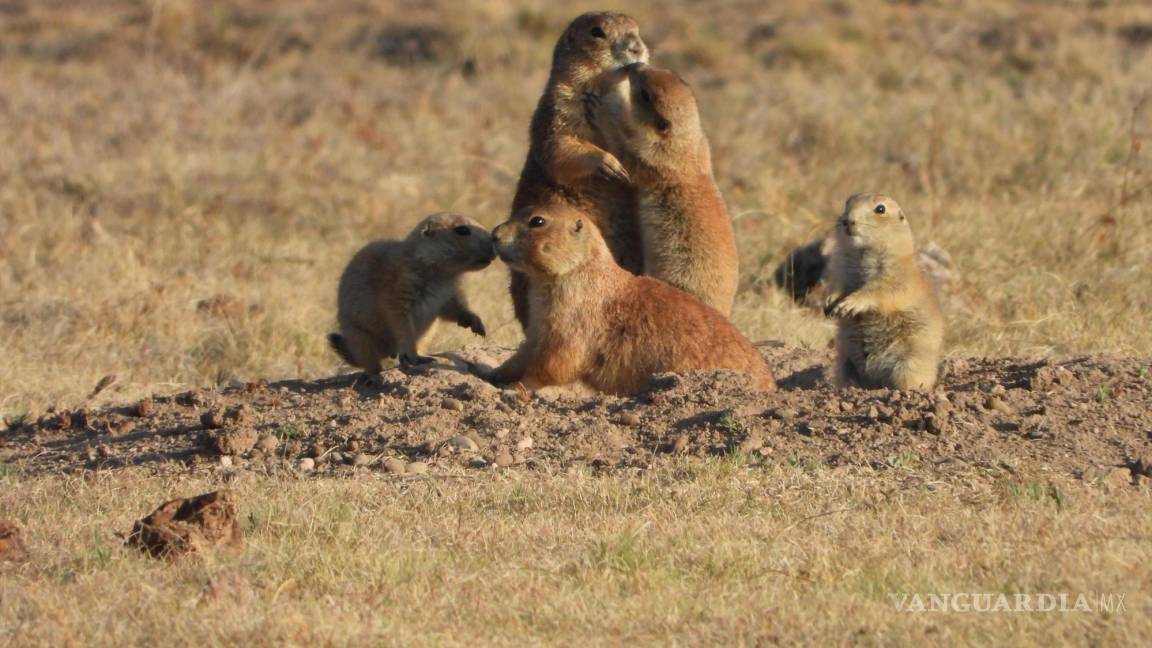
[3,346,1149,487]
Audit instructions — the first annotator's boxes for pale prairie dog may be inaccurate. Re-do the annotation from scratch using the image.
[508,12,650,329]
[474,204,776,395]
[329,213,495,373]
[586,63,738,316]
[826,194,944,390]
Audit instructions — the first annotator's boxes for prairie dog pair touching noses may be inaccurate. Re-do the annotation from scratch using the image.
[586,62,739,317]
[826,194,944,391]
[329,213,494,373]
[475,204,776,395]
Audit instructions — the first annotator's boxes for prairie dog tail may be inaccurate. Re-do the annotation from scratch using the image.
[327,333,355,366]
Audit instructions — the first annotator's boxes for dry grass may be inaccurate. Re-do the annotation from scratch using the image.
[1,463,1147,645]
[1,0,1150,415]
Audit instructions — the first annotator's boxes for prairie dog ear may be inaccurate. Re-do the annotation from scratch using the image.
[573,219,584,233]
[422,223,434,237]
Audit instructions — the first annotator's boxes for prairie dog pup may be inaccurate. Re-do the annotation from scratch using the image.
[826,194,944,390]
[509,12,650,328]
[329,213,495,373]
[587,63,738,316]
[477,204,776,395]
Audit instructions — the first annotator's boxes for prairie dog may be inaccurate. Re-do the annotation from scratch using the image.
[508,12,650,328]
[587,63,738,316]
[826,194,944,390]
[476,204,776,395]
[329,213,494,373]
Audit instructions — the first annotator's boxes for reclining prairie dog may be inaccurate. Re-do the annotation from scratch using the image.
[329,213,495,373]
[826,194,944,390]
[508,12,650,328]
[474,204,776,395]
[586,63,738,316]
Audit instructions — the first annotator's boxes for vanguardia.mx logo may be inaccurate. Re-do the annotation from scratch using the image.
[889,592,1126,613]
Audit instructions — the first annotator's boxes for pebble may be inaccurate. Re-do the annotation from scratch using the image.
[441,398,464,412]
[200,410,224,430]
[352,453,373,467]
[984,397,1013,415]
[515,437,534,451]
[445,435,480,452]
[328,451,344,464]
[406,461,429,475]
[494,452,515,468]
[220,456,233,468]
[298,457,315,472]
[493,428,509,440]
[383,458,406,474]
[617,412,641,427]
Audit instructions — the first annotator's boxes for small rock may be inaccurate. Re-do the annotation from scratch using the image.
[256,434,279,453]
[515,437,535,451]
[617,412,641,427]
[126,490,242,559]
[382,458,406,474]
[441,398,464,412]
[768,407,797,422]
[211,428,258,456]
[328,451,344,464]
[309,443,326,459]
[352,453,373,467]
[493,428,509,440]
[297,458,315,472]
[406,461,429,475]
[347,439,361,452]
[494,452,515,467]
[984,397,1013,415]
[867,406,880,420]
[200,410,224,430]
[131,400,154,418]
[445,435,480,452]
[219,456,233,468]
[0,521,29,563]
[990,384,1006,395]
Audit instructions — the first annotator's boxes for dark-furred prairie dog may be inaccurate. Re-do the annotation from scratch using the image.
[826,194,944,390]
[587,62,738,316]
[474,204,777,395]
[508,12,649,328]
[329,213,495,373]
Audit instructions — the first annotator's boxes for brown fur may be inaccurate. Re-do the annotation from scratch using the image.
[826,194,945,390]
[508,12,650,329]
[329,213,494,373]
[477,204,776,395]
[587,63,738,316]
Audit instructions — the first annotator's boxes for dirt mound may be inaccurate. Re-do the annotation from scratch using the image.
[126,490,243,560]
[1,347,1148,485]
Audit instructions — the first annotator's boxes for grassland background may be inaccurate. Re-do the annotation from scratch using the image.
[1,0,1150,414]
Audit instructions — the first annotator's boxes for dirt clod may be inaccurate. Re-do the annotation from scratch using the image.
[210,427,258,456]
[383,458,406,474]
[441,398,464,412]
[494,452,515,467]
[352,453,373,467]
[0,521,30,563]
[126,490,242,559]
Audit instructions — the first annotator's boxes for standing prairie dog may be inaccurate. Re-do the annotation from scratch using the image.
[826,194,944,390]
[475,204,776,395]
[586,63,738,316]
[508,12,650,329]
[329,213,495,373]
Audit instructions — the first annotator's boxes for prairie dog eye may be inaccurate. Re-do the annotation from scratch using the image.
[590,27,607,39]
[655,117,671,133]
[874,204,886,215]
[453,225,471,236]
[528,216,547,228]
[639,88,652,104]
